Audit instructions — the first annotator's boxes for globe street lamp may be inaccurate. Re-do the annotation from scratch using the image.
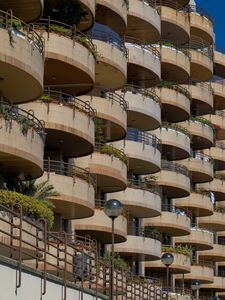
[191,280,201,300]
[104,199,124,300]
[161,252,174,300]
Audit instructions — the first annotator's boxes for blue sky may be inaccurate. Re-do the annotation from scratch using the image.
[196,0,225,48]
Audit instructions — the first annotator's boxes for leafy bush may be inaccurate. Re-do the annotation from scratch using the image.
[101,144,129,166]
[0,190,54,227]
[41,95,52,103]
[162,245,192,257]
[102,252,131,274]
[190,116,216,136]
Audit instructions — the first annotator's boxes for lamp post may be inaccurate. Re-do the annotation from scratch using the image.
[104,199,124,300]
[161,252,174,300]
[191,280,201,300]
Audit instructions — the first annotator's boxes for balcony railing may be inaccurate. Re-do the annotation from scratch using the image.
[161,160,190,177]
[157,81,192,101]
[162,204,192,218]
[191,151,213,164]
[162,122,192,138]
[189,36,213,59]
[126,128,161,151]
[153,40,191,58]
[125,36,161,59]
[216,141,225,150]
[156,0,189,12]
[127,225,162,241]
[127,178,162,196]
[188,4,214,24]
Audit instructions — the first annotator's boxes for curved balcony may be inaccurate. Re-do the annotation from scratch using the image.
[37,19,96,95]
[76,143,128,192]
[189,6,214,44]
[120,85,161,130]
[38,160,95,219]
[0,0,43,23]
[90,28,127,89]
[189,82,214,116]
[156,82,191,122]
[179,152,214,183]
[156,160,190,198]
[112,128,161,174]
[201,275,225,292]
[73,203,127,243]
[197,177,225,201]
[199,243,225,262]
[190,37,214,82]
[113,226,162,261]
[145,247,191,274]
[204,111,225,141]
[174,191,214,217]
[0,11,44,103]
[80,86,127,142]
[198,211,225,231]
[204,142,225,171]
[175,261,214,284]
[154,123,191,160]
[160,3,190,45]
[125,37,161,88]
[95,0,127,35]
[214,51,225,79]
[0,102,45,180]
[179,118,214,150]
[21,90,95,157]
[127,0,160,41]
[144,204,191,236]
[78,0,95,31]
[107,179,161,218]
[175,226,214,250]
[156,42,190,83]
[212,80,225,110]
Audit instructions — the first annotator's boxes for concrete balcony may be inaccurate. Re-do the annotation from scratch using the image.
[157,43,190,84]
[174,191,214,217]
[160,5,190,45]
[156,160,190,198]
[21,90,96,157]
[144,204,191,236]
[95,0,127,35]
[0,102,45,180]
[204,111,225,141]
[91,28,127,89]
[179,118,214,150]
[0,12,44,103]
[113,226,162,261]
[214,51,225,79]
[38,160,95,219]
[212,81,225,110]
[175,226,214,250]
[199,244,225,262]
[201,275,225,292]
[188,82,214,116]
[107,179,161,218]
[76,143,128,193]
[179,152,214,183]
[78,0,95,31]
[153,124,191,160]
[197,177,225,201]
[156,83,191,122]
[198,211,225,231]
[204,142,225,171]
[127,0,160,41]
[73,205,127,243]
[120,85,161,131]
[112,128,161,174]
[0,0,43,23]
[80,87,127,142]
[146,249,191,274]
[190,9,214,44]
[125,37,161,88]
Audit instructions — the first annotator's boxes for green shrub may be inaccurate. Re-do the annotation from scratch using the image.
[101,144,129,166]
[102,252,131,274]
[162,245,192,256]
[41,95,52,103]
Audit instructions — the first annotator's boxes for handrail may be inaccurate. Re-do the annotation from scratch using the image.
[157,81,192,101]
[161,160,190,177]
[189,36,213,59]
[35,18,97,59]
[191,80,213,92]
[121,84,161,106]
[188,4,214,24]
[43,159,95,186]
[191,151,213,164]
[0,9,44,55]
[215,110,225,117]
[191,225,214,234]
[42,89,96,118]
[0,101,45,140]
[125,36,161,59]
[156,0,189,11]
[153,40,191,58]
[191,259,214,268]
[189,116,216,135]
[161,204,192,218]
[90,28,128,58]
[127,225,162,241]
[127,178,162,196]
[161,122,191,138]
[126,128,161,151]
[217,237,225,245]
[216,141,225,149]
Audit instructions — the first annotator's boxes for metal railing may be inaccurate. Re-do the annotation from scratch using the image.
[0,101,45,140]
[191,80,213,92]
[161,122,191,138]
[126,128,161,151]
[42,89,96,118]
[191,258,214,268]
[125,36,161,59]
[43,159,95,186]
[161,204,192,218]
[161,160,190,177]
[156,0,189,11]
[127,179,162,196]
[157,81,192,101]
[121,84,161,106]
[188,4,214,24]
[216,141,225,150]
[0,9,44,55]
[191,151,213,164]
[153,40,191,58]
[215,110,225,117]
[127,225,162,241]
[0,204,171,300]
[189,36,213,59]
[90,28,128,58]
